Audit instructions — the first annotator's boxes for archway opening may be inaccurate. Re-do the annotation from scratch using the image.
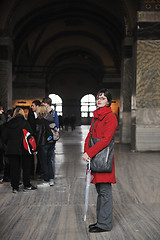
[49,94,63,116]
[81,94,96,118]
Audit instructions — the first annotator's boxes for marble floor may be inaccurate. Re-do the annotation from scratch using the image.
[0,126,160,240]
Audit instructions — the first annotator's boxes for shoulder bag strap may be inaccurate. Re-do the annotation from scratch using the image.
[91,119,114,142]
[90,119,96,137]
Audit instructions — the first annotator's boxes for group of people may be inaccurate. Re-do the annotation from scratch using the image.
[0,88,118,233]
[0,97,59,193]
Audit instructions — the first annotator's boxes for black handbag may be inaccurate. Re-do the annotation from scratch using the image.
[88,119,114,173]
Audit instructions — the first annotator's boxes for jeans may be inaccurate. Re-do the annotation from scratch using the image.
[38,144,54,181]
[50,143,55,179]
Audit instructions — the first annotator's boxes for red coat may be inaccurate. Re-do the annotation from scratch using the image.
[84,106,118,184]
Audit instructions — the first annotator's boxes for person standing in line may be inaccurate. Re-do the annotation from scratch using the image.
[82,89,117,233]
[64,115,69,131]
[2,109,14,182]
[70,114,76,131]
[42,97,59,184]
[58,115,63,130]
[2,107,37,193]
[35,105,54,187]
[28,100,41,177]
[42,98,59,128]
[28,100,41,133]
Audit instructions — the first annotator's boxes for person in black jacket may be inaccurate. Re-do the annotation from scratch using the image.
[2,107,37,193]
[28,100,41,177]
[35,105,55,187]
[2,109,13,182]
[28,100,41,133]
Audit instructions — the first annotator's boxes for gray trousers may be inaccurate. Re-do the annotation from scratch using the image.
[95,183,112,230]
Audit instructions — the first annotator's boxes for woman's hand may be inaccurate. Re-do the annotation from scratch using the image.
[82,152,91,162]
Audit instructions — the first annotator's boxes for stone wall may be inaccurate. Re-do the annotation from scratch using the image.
[136,40,160,150]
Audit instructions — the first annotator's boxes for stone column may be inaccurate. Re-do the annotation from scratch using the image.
[119,37,133,143]
[0,37,12,110]
[132,11,160,151]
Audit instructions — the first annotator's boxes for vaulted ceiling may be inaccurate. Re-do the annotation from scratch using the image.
[0,0,140,97]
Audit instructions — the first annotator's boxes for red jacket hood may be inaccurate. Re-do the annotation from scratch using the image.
[93,106,112,120]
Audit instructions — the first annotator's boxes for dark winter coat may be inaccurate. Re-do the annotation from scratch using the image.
[27,108,36,133]
[0,113,6,150]
[35,118,53,147]
[0,113,6,126]
[2,115,33,155]
[84,106,118,184]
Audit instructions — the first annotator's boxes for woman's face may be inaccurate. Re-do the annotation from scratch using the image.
[96,93,109,108]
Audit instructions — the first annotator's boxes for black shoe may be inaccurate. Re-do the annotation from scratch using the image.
[89,223,97,229]
[23,185,37,191]
[89,226,111,233]
[2,178,10,182]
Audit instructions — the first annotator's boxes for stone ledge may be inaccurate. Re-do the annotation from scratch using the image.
[136,125,160,151]
[137,109,160,125]
[137,11,160,22]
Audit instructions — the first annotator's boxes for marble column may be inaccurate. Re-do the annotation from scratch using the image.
[0,37,12,110]
[119,38,133,143]
[132,12,160,151]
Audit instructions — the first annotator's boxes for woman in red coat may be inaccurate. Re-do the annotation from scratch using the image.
[82,88,118,233]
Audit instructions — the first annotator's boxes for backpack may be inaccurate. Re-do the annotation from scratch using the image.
[46,109,60,143]
[22,129,36,154]
[48,122,59,142]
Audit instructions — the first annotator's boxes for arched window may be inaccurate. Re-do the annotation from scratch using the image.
[49,94,63,115]
[81,94,96,117]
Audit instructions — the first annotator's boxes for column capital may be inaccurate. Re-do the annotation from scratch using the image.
[136,12,160,40]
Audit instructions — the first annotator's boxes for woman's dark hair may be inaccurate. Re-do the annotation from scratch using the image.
[96,88,112,107]
[7,109,13,117]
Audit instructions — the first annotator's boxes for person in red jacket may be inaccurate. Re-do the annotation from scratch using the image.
[82,88,118,233]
